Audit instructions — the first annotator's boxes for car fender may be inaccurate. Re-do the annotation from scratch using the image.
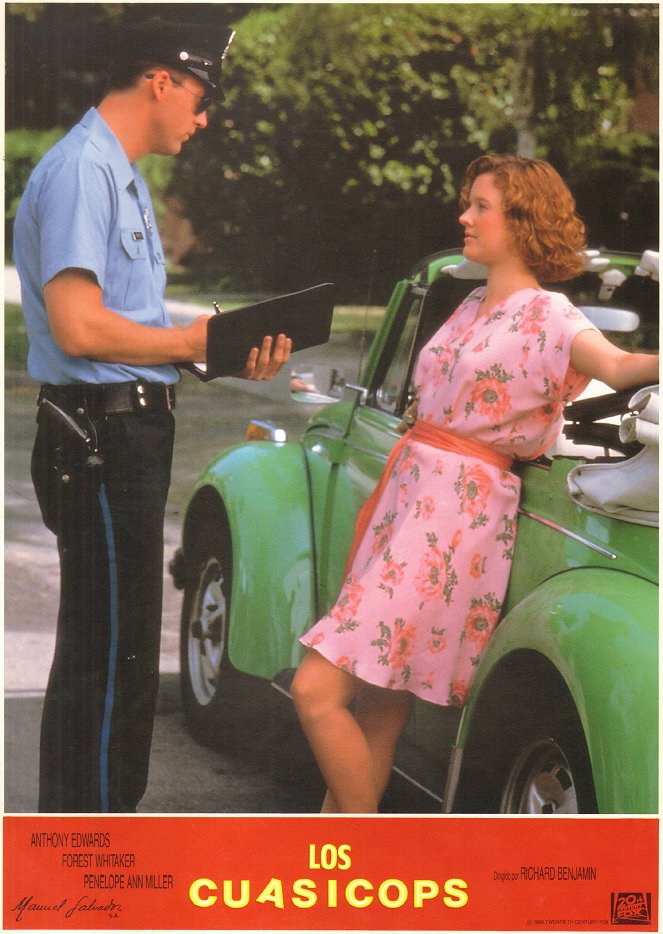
[183,441,316,679]
[460,568,658,812]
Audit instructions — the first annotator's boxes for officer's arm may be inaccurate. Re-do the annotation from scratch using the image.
[44,268,208,364]
[44,268,291,377]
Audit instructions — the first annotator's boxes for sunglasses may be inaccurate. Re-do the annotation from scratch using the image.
[145,72,214,115]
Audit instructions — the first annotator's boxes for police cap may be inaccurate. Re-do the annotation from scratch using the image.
[122,18,235,97]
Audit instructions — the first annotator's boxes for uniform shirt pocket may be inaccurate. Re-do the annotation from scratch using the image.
[120,228,149,260]
[109,227,151,310]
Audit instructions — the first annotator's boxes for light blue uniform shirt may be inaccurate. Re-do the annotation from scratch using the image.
[13,107,179,385]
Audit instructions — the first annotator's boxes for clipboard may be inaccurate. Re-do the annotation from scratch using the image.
[186,282,336,380]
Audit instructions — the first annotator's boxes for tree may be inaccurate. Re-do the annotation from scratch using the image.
[178,4,490,295]
[6,3,658,296]
[175,3,658,294]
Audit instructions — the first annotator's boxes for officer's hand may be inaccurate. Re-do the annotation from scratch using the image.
[240,334,292,381]
[181,315,210,362]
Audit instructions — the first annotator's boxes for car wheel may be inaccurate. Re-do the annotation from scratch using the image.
[496,688,597,814]
[453,660,598,814]
[180,543,232,744]
[500,735,585,814]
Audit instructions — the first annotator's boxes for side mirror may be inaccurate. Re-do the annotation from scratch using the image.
[290,365,346,404]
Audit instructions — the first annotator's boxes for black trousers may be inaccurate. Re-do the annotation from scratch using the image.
[31,397,175,812]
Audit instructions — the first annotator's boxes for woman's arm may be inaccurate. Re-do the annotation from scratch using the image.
[570,328,659,391]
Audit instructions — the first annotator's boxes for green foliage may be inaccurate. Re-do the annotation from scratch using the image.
[5,128,63,260]
[136,154,177,222]
[7,2,45,23]
[6,3,659,298]
[177,4,486,296]
[571,138,659,254]
[173,3,658,297]
[5,127,64,218]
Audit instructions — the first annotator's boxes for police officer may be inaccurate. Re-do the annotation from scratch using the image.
[13,18,291,812]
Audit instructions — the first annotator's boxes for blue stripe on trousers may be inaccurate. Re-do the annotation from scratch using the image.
[98,481,119,812]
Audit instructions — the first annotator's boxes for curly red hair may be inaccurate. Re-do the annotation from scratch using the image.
[460,154,587,282]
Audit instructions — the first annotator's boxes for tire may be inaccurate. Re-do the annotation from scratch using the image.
[499,733,595,814]
[180,539,233,745]
[453,660,598,814]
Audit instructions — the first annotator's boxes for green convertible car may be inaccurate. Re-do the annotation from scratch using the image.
[171,248,658,814]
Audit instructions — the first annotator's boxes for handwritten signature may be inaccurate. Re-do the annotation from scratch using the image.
[11,894,122,923]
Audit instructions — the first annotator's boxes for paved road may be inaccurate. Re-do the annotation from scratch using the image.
[4,305,441,814]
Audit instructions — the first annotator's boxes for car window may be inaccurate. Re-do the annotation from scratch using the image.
[373,293,423,415]
[417,275,482,351]
[372,275,482,417]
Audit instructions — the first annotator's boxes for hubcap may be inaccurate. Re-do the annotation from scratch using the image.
[188,557,227,706]
[500,736,579,814]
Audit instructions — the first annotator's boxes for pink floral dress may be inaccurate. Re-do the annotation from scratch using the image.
[300,287,597,706]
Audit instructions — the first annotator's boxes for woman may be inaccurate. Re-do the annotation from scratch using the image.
[291,154,659,814]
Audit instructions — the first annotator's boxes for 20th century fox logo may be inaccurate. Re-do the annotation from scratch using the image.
[611,892,651,925]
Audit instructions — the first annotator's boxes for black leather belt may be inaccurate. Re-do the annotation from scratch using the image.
[39,380,176,415]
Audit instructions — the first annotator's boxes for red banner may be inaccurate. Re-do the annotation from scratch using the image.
[3,816,658,931]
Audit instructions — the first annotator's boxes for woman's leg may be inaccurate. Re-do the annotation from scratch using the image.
[292,649,412,813]
[355,682,413,803]
[292,649,377,812]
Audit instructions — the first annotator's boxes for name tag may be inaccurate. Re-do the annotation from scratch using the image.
[131,231,144,241]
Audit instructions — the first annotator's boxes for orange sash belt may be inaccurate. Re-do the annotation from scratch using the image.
[345,421,514,572]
